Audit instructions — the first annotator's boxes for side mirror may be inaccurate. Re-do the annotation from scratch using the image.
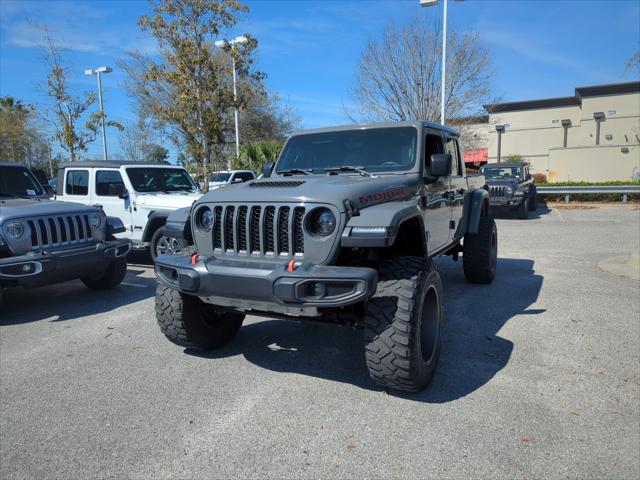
[263,162,274,178]
[526,173,532,181]
[118,190,129,200]
[427,153,451,178]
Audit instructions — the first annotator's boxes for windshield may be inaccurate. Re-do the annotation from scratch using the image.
[276,127,418,174]
[481,166,523,179]
[0,166,44,198]
[210,173,231,183]
[125,168,199,193]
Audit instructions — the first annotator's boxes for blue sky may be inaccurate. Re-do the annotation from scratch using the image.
[1,0,639,162]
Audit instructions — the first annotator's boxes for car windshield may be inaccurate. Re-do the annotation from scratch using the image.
[276,127,418,174]
[210,173,231,183]
[125,168,198,193]
[481,166,523,179]
[0,166,44,198]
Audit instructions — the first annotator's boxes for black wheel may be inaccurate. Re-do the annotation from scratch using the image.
[364,257,444,393]
[529,186,537,211]
[150,227,188,261]
[517,197,529,219]
[463,216,497,284]
[155,284,244,350]
[81,258,127,290]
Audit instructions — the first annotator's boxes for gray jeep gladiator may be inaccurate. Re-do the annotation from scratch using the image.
[154,121,497,392]
[0,163,131,307]
[481,162,537,219]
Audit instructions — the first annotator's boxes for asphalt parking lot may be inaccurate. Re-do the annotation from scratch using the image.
[1,204,639,479]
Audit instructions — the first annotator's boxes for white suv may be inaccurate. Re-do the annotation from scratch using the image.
[56,161,201,259]
[208,170,255,190]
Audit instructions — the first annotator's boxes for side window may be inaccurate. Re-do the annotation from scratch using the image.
[96,170,125,197]
[237,172,254,182]
[424,133,444,175]
[65,170,89,196]
[445,137,461,176]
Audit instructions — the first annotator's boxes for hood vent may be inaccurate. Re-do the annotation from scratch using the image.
[249,180,305,188]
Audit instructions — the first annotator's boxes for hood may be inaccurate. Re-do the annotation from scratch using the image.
[198,174,422,211]
[0,198,99,221]
[135,191,202,211]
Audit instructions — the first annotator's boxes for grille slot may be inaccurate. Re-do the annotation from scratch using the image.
[490,186,508,198]
[206,203,307,257]
[23,213,93,250]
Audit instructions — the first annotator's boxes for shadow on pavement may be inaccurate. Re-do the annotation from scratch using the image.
[491,204,552,220]
[0,267,156,325]
[186,256,544,402]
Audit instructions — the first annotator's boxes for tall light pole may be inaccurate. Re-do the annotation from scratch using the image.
[420,0,462,126]
[214,35,248,160]
[84,66,113,160]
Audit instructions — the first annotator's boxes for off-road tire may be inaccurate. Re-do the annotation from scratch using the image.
[364,257,444,393]
[529,186,537,211]
[150,227,189,261]
[517,197,529,219]
[155,284,244,350]
[463,216,498,284]
[80,258,127,290]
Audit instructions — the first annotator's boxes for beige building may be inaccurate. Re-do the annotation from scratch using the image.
[468,82,640,182]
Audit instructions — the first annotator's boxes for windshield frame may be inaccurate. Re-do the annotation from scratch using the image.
[0,165,45,198]
[124,167,199,193]
[275,125,420,175]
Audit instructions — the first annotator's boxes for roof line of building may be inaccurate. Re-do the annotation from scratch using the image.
[483,81,640,114]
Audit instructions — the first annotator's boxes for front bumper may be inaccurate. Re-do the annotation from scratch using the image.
[489,195,525,209]
[155,254,378,315]
[0,239,131,287]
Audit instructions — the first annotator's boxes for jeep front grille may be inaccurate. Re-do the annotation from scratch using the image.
[489,186,509,198]
[25,213,94,250]
[210,204,306,257]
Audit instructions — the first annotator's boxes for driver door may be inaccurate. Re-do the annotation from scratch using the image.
[422,131,451,254]
[93,169,132,239]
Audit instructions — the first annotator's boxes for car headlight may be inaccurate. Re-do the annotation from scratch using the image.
[89,213,102,228]
[196,206,213,231]
[308,208,336,236]
[505,187,514,195]
[4,221,24,239]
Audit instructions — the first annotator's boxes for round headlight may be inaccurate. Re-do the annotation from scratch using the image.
[197,207,213,231]
[89,213,102,228]
[4,221,24,239]
[505,187,514,194]
[312,209,336,236]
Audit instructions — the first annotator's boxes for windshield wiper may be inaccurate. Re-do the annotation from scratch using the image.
[277,168,311,176]
[324,166,372,177]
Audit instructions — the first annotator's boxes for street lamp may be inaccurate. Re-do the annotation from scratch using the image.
[420,0,463,125]
[84,66,113,160]
[214,35,248,160]
[495,124,505,164]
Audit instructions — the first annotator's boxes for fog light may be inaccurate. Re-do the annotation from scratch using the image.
[312,282,326,298]
[22,264,32,273]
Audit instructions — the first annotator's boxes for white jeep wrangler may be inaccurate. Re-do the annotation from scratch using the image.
[56,161,201,259]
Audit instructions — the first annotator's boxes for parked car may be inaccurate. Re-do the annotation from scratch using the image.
[48,178,58,194]
[154,121,496,393]
[208,170,256,190]
[480,162,537,219]
[0,163,131,307]
[56,161,202,260]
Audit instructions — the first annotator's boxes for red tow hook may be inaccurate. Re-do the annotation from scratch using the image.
[287,259,297,272]
[191,252,200,265]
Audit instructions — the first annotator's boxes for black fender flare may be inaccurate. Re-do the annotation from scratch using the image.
[458,189,489,236]
[161,207,193,244]
[142,211,169,242]
[106,216,126,236]
[341,200,425,250]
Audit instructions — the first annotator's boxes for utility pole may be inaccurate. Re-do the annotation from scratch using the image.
[84,66,113,160]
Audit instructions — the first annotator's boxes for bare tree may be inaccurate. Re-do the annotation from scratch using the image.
[347,19,492,131]
[625,50,640,74]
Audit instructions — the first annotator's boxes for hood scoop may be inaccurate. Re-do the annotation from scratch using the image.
[249,180,305,188]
